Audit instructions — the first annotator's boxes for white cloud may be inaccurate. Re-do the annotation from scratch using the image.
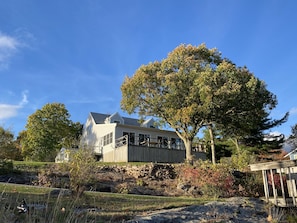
[0,35,18,49]
[19,91,29,106]
[0,91,29,120]
[290,107,297,115]
[0,32,20,69]
[0,104,19,119]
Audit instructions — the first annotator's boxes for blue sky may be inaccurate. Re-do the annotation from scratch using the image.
[0,0,296,138]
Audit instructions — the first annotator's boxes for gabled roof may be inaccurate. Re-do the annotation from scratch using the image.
[284,148,297,158]
[90,112,140,126]
[141,117,155,128]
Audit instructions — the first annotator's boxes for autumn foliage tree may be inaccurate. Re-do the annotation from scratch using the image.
[21,103,82,161]
[121,44,285,164]
[122,44,221,163]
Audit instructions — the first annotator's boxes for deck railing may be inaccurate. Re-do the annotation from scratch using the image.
[114,135,206,152]
[115,135,128,148]
[250,160,297,207]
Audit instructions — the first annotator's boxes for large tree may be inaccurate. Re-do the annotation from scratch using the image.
[121,44,222,163]
[121,44,283,163]
[21,103,82,161]
[0,127,22,160]
[199,62,288,162]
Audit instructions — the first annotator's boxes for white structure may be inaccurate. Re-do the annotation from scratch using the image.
[284,148,297,160]
[80,112,206,163]
[55,147,76,163]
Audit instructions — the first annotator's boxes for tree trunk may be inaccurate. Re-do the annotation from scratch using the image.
[208,125,216,164]
[230,137,240,153]
[184,139,193,165]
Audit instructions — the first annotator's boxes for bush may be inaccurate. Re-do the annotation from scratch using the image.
[220,149,256,171]
[68,148,97,197]
[232,170,264,197]
[178,161,236,198]
[0,159,13,174]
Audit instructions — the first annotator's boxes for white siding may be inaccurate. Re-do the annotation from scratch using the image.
[81,114,117,153]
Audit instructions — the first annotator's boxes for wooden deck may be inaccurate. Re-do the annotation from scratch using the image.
[250,160,297,207]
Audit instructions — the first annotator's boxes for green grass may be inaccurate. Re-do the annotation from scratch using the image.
[13,161,152,167]
[0,183,52,194]
[12,161,54,173]
[0,182,210,222]
[13,161,53,166]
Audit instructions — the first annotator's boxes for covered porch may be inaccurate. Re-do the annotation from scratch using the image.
[102,135,207,163]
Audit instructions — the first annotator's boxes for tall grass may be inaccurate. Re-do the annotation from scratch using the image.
[0,182,207,223]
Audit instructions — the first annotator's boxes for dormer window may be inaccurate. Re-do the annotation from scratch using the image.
[141,118,158,129]
[106,112,124,124]
[104,117,111,124]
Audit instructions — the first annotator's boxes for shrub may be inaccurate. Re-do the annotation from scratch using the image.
[220,149,256,171]
[178,161,236,198]
[68,148,97,197]
[115,182,130,194]
[0,159,13,174]
[136,179,145,186]
[233,170,264,197]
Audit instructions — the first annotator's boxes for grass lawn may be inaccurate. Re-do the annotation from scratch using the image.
[0,182,211,223]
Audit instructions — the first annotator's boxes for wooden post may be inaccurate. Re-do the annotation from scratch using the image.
[270,169,277,205]
[263,170,269,202]
[288,167,296,206]
[279,169,286,205]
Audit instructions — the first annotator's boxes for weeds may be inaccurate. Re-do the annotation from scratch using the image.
[0,182,207,222]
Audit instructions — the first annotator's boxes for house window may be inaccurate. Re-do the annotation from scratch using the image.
[123,132,135,145]
[103,132,113,146]
[139,134,150,145]
[86,125,92,134]
[176,138,182,149]
[157,136,168,148]
[170,138,176,149]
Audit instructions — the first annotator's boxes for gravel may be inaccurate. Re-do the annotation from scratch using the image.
[126,197,268,223]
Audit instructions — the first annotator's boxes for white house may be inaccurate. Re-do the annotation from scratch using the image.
[80,112,206,163]
[284,148,297,160]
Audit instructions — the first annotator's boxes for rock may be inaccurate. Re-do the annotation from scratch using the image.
[149,164,176,180]
[0,173,35,185]
[126,197,268,223]
[177,183,191,191]
[49,188,71,197]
